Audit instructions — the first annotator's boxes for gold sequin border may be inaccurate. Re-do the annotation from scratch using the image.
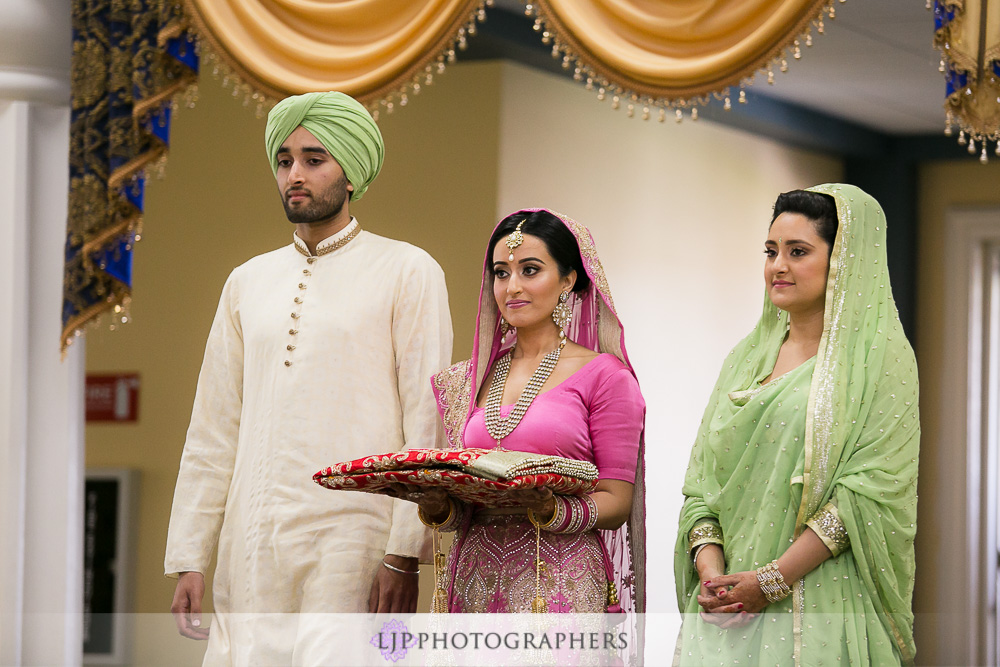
[687,519,724,554]
[805,502,850,557]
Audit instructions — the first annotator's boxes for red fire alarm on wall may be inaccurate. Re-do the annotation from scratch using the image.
[86,374,140,423]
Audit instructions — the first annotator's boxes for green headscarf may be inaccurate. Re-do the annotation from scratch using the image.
[264,91,384,201]
[674,184,919,665]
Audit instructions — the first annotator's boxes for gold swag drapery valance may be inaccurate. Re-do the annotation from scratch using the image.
[527,0,837,118]
[183,0,489,117]
[182,0,838,119]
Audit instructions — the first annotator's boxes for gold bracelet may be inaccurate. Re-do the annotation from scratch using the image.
[755,560,792,604]
[527,497,562,530]
[418,498,455,528]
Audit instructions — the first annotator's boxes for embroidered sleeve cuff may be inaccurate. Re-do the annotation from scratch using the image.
[806,502,850,556]
[688,518,724,555]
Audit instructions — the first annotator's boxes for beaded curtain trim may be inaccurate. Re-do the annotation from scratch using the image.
[527,0,840,121]
[182,0,493,120]
[932,0,1000,162]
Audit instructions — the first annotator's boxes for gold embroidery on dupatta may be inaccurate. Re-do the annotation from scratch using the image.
[559,216,616,313]
[434,360,473,449]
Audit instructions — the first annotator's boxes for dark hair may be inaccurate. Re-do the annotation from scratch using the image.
[487,210,591,293]
[770,190,839,254]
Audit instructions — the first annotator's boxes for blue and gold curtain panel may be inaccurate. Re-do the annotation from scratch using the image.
[933,0,1000,160]
[64,0,197,350]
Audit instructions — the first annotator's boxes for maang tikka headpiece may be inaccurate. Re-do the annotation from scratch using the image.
[506,220,525,261]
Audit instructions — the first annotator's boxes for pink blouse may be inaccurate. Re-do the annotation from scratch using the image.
[463,353,644,482]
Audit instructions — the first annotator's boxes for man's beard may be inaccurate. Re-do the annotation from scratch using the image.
[282,176,349,224]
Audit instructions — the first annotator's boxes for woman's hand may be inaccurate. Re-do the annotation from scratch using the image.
[696,529,830,630]
[698,569,767,628]
[694,546,753,628]
[506,487,556,518]
[382,483,452,523]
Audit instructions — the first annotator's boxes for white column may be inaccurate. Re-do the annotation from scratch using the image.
[0,1,83,665]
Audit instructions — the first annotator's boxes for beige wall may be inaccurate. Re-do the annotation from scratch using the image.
[913,159,1000,666]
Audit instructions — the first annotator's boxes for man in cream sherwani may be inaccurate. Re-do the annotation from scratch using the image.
[164,91,452,665]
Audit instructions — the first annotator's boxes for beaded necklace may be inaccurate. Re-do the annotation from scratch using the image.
[484,338,567,445]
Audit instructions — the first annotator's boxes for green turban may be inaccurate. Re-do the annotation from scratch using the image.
[264,91,384,201]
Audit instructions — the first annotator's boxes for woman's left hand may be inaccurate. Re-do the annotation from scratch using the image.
[698,570,768,616]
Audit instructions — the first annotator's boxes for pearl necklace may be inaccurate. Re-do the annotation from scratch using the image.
[484,338,567,445]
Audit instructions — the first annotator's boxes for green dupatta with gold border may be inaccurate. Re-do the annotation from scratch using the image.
[673,184,919,665]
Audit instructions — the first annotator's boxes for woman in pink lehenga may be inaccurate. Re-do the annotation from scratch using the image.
[399,209,646,618]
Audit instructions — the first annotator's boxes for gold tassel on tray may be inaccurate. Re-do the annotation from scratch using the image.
[528,511,549,613]
[419,501,456,614]
[431,529,449,613]
[531,522,547,613]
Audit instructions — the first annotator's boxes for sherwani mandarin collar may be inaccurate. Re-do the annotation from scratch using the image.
[292,217,360,258]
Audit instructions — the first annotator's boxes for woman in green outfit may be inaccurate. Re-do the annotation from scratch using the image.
[673,184,919,666]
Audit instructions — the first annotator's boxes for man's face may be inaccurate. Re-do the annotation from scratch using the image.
[274,126,353,224]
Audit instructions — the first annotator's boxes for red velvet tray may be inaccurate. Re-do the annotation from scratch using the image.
[313,448,597,507]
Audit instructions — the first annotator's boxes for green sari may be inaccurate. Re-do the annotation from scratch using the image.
[673,184,919,666]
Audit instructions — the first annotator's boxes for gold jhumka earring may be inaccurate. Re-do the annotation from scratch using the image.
[500,316,513,345]
[552,291,572,336]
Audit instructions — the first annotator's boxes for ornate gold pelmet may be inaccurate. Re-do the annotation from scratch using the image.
[934,0,1000,161]
[180,0,841,123]
[527,0,841,120]
[181,0,491,120]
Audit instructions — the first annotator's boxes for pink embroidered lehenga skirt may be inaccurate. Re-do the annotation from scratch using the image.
[445,512,610,613]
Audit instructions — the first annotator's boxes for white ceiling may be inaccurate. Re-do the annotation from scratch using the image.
[754,0,946,134]
[493,0,946,135]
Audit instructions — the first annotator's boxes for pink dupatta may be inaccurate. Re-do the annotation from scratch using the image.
[431,208,647,614]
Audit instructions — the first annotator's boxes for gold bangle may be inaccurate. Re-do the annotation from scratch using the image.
[755,560,792,604]
[527,497,561,530]
[418,498,455,528]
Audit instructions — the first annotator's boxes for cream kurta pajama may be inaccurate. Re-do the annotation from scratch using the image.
[164,219,452,665]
